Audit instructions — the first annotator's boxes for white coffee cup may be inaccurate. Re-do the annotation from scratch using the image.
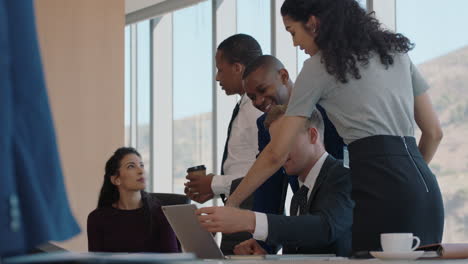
[380,233,421,252]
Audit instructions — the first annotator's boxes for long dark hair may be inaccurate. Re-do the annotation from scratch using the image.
[97,147,158,229]
[281,0,414,83]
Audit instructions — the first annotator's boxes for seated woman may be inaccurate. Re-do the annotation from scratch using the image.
[87,147,179,253]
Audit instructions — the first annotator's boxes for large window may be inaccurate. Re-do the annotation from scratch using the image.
[396,0,468,243]
[124,20,152,184]
[172,2,213,195]
[136,20,152,182]
[237,0,271,54]
[124,26,131,146]
[125,1,214,198]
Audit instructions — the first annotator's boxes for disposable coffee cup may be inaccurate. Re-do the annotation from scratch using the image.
[187,165,206,178]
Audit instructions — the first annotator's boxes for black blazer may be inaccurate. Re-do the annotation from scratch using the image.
[264,155,354,257]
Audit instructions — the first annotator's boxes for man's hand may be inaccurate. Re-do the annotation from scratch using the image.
[196,206,255,234]
[184,186,214,204]
[234,239,267,255]
[185,173,214,195]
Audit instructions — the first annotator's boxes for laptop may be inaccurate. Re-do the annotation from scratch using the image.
[162,204,225,259]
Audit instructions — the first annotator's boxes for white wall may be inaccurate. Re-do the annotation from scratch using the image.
[35,0,125,251]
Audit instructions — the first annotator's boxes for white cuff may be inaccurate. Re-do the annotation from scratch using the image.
[211,174,232,196]
[252,212,268,241]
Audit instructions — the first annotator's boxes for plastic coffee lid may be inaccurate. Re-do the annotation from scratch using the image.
[187,165,206,172]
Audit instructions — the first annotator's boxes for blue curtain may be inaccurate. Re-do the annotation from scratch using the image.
[0,0,80,256]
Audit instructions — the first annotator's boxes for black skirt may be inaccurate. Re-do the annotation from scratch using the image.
[348,135,444,252]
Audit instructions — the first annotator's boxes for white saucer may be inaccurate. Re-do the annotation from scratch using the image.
[370,251,424,260]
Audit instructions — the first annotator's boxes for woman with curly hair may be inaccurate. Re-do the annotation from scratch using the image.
[225,0,444,253]
[87,147,179,253]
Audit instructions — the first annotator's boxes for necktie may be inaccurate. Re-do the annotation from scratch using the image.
[220,102,240,202]
[290,185,309,216]
[221,102,240,175]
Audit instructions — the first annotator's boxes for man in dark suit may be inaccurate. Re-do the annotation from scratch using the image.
[244,55,345,217]
[196,105,354,257]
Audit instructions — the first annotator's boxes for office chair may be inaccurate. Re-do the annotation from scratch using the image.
[150,193,190,206]
[151,192,190,252]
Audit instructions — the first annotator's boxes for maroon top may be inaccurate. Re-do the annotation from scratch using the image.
[87,202,179,253]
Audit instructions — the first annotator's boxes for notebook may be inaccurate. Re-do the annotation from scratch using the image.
[418,243,468,259]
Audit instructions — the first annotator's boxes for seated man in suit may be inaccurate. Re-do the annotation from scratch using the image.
[196,105,354,257]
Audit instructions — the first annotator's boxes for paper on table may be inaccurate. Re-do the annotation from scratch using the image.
[418,243,468,259]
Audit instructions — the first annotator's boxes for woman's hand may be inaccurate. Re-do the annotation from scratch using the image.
[414,92,443,163]
[195,206,255,234]
[225,198,240,208]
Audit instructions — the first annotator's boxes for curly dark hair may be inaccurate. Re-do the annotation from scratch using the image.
[281,0,414,83]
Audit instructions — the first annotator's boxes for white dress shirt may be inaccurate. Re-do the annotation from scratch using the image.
[211,94,262,196]
[253,152,329,241]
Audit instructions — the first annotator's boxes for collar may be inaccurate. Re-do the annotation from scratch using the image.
[298,152,328,190]
[238,93,250,107]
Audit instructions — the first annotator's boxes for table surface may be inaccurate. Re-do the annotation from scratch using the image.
[5,252,468,264]
[196,259,468,264]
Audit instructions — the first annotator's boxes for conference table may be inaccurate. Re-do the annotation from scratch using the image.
[4,252,468,264]
[162,258,468,264]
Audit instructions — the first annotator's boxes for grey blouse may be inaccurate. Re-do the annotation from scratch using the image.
[286,52,429,144]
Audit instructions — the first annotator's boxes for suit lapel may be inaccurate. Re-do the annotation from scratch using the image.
[306,155,335,208]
